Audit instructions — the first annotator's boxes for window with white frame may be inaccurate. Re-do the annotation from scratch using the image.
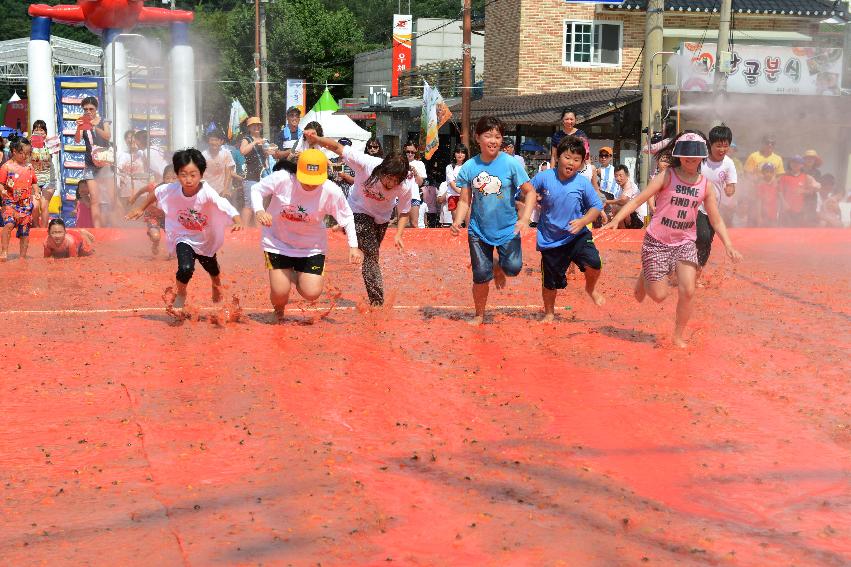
[564,20,622,66]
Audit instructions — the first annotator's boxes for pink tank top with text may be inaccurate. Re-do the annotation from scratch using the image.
[646,168,706,246]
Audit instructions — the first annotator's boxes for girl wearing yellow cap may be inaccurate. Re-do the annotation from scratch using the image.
[251,150,363,322]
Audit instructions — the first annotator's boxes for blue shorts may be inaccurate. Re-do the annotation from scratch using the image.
[468,233,523,284]
[411,198,423,207]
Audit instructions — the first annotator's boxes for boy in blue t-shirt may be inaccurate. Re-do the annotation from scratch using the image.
[532,135,605,322]
[450,116,537,325]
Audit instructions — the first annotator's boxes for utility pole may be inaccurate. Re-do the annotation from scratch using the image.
[253,0,261,118]
[260,0,270,140]
[714,0,732,91]
[639,0,664,188]
[461,0,472,149]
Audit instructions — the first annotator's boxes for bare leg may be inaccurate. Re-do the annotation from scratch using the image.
[18,236,28,259]
[173,281,188,308]
[408,205,420,228]
[583,267,604,305]
[673,262,697,348]
[211,274,224,303]
[492,263,507,290]
[148,228,161,256]
[268,268,295,322]
[633,270,647,302]
[541,287,557,323]
[86,180,102,228]
[470,282,489,325]
[0,224,12,260]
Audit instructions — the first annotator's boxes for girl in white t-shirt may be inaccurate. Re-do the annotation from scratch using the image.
[127,149,243,317]
[251,150,363,322]
[305,132,411,307]
[440,145,468,225]
[403,141,426,228]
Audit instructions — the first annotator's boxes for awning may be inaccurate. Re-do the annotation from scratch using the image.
[663,29,812,42]
[450,86,641,127]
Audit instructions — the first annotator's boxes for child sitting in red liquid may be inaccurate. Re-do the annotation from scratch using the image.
[43,217,94,258]
[756,162,779,227]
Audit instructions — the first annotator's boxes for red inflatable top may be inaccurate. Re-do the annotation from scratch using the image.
[29,0,193,33]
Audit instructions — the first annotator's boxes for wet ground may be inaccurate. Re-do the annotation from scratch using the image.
[1,227,849,566]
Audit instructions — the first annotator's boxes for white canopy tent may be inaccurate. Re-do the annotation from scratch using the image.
[296,88,371,153]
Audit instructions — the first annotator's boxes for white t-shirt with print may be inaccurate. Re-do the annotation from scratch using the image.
[445,163,462,196]
[700,156,738,214]
[202,148,236,195]
[343,146,412,224]
[155,180,239,257]
[250,170,357,257]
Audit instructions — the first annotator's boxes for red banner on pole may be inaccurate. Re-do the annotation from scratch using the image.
[391,14,412,97]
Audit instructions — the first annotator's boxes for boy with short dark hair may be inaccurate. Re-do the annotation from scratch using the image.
[533,135,605,322]
[450,116,536,325]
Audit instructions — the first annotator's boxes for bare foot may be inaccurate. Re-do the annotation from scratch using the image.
[467,315,484,326]
[493,265,507,290]
[588,289,606,306]
[0,251,7,262]
[274,307,286,323]
[672,334,689,348]
[150,240,160,256]
[541,313,555,324]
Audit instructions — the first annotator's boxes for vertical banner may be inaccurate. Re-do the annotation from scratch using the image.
[286,78,307,115]
[420,80,452,160]
[391,14,412,97]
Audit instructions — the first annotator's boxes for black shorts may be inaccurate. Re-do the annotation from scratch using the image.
[540,232,601,290]
[264,251,325,275]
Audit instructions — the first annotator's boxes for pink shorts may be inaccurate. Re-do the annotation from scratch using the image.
[641,232,698,281]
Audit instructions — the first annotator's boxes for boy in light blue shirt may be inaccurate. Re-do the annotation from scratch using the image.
[532,135,605,322]
[451,116,536,325]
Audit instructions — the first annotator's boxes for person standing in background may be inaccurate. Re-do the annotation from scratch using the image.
[502,140,526,171]
[550,109,587,168]
[276,106,303,155]
[77,96,111,227]
[202,130,236,198]
[134,130,168,184]
[239,117,268,225]
[403,141,426,228]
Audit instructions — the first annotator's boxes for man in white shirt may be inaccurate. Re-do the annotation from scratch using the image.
[502,140,526,170]
[134,130,169,182]
[606,164,642,228]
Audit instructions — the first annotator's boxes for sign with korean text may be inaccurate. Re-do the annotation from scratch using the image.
[679,43,842,96]
[391,14,413,97]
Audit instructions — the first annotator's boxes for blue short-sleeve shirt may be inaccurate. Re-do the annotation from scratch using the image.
[456,152,530,246]
[532,168,602,249]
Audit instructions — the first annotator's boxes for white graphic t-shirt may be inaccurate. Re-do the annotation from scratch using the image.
[700,156,737,214]
[155,180,239,257]
[202,148,236,195]
[250,170,357,257]
[343,146,412,223]
[404,159,427,201]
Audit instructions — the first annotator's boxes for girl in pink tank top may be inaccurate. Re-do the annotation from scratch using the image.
[646,168,706,245]
[600,131,743,348]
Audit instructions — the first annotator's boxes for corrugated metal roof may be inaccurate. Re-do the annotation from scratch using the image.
[607,1,846,17]
[450,87,641,126]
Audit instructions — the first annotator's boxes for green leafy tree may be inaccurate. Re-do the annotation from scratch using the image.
[320,0,462,45]
[219,0,371,132]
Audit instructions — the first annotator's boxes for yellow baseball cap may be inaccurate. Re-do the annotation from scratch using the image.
[246,116,262,127]
[297,149,328,185]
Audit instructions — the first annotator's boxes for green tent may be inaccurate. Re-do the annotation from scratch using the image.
[311,88,339,112]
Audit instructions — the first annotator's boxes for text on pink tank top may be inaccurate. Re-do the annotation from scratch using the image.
[647,168,706,245]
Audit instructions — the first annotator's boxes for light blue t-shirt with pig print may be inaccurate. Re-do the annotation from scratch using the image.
[456,152,530,246]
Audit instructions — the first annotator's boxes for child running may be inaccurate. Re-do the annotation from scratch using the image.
[601,131,743,348]
[450,116,537,325]
[43,217,94,258]
[127,149,243,315]
[0,135,39,260]
[304,131,411,307]
[251,150,363,322]
[696,125,737,276]
[128,165,178,256]
[533,135,605,322]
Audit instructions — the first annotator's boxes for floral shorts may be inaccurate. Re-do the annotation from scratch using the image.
[641,232,698,282]
[1,199,34,238]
